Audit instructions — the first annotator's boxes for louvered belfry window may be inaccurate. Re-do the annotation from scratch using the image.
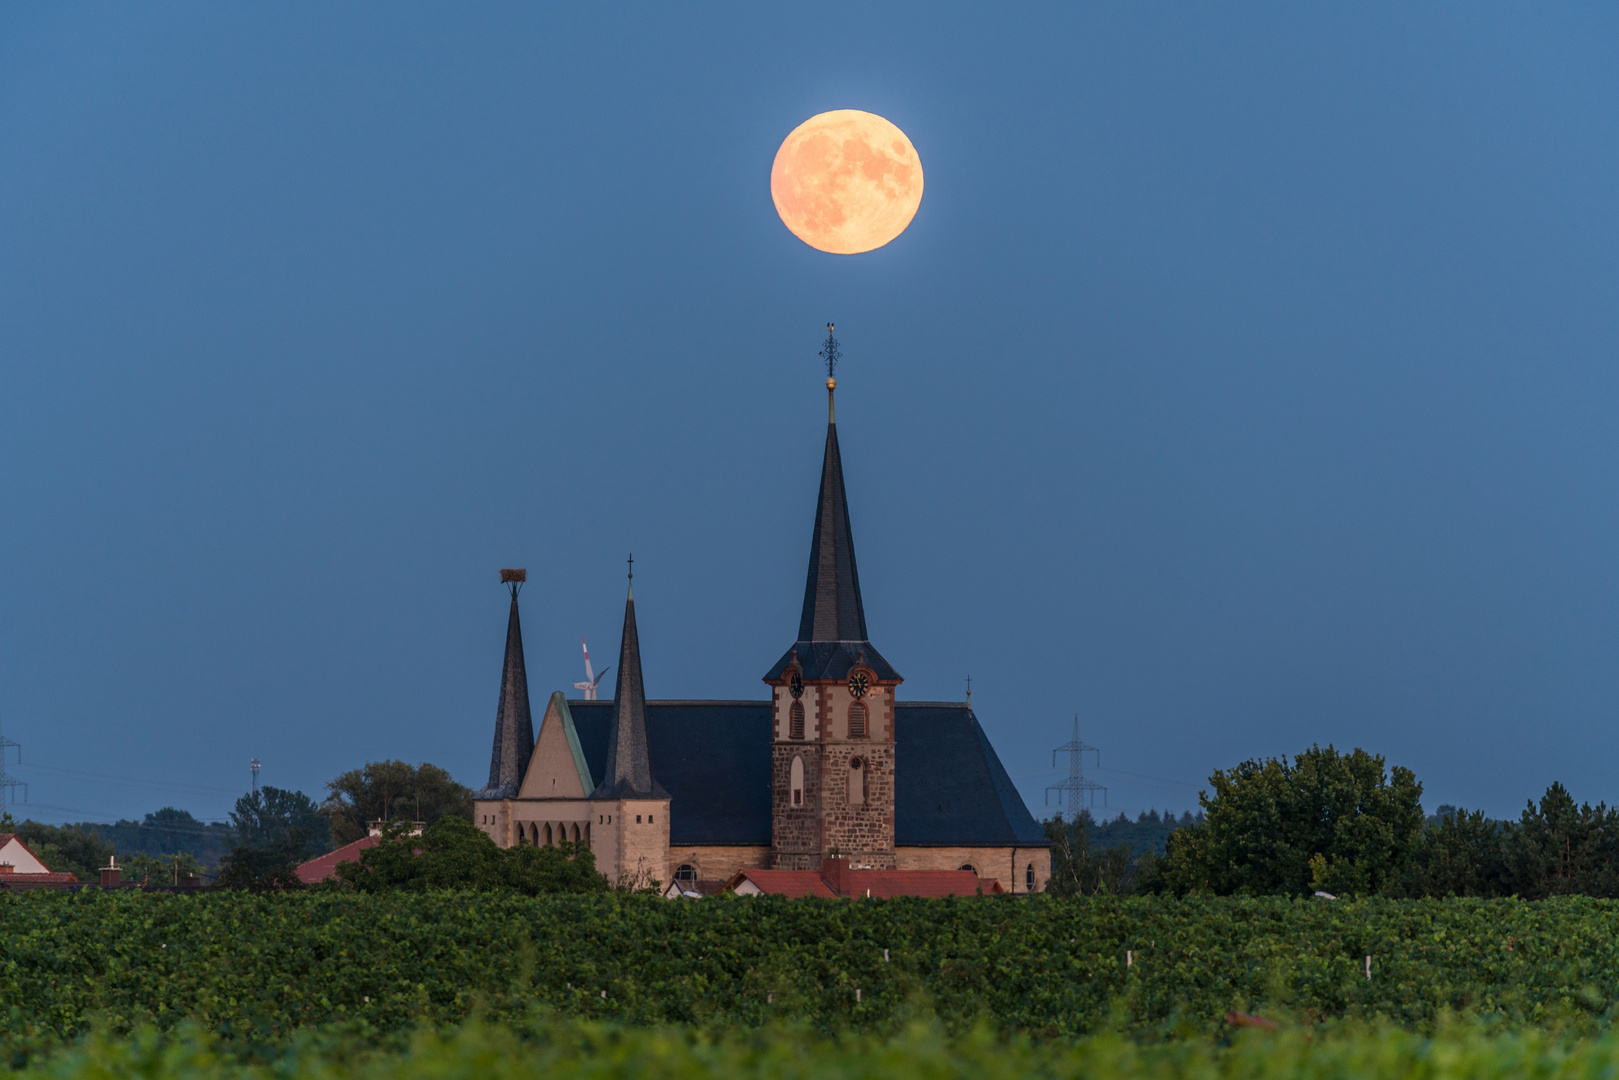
[790,701,806,740]
[848,701,867,738]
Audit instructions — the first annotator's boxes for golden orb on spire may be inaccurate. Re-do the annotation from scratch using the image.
[827,377,836,390]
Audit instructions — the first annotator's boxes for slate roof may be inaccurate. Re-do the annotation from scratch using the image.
[564,700,1048,849]
[476,595,534,800]
[761,418,900,684]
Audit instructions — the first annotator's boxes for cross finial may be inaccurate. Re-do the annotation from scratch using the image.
[626,552,634,598]
[820,323,840,381]
[965,674,973,705]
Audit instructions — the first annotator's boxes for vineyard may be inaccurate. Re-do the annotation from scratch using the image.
[18,1017,1619,1080]
[4,890,1619,1061]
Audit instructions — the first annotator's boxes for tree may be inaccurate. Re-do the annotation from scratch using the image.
[214,843,306,891]
[1501,782,1619,899]
[1387,806,1507,898]
[1043,814,1140,896]
[335,816,609,894]
[12,820,114,882]
[230,786,329,860]
[122,851,207,885]
[322,761,473,846]
[1161,745,1424,897]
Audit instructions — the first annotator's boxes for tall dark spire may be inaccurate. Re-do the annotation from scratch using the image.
[476,571,534,800]
[764,328,900,685]
[799,420,867,642]
[594,564,667,799]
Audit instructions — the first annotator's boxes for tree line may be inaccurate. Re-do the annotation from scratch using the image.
[1045,744,1619,899]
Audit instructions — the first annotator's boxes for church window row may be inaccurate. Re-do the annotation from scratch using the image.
[785,700,873,741]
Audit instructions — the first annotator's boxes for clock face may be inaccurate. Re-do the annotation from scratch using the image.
[789,672,804,699]
[847,670,870,699]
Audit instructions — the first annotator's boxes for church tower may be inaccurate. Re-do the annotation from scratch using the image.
[764,327,902,871]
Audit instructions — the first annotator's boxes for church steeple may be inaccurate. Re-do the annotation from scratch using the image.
[476,570,534,800]
[594,560,667,800]
[765,327,900,685]
[799,407,868,642]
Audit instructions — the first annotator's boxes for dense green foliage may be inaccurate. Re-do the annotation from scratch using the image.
[335,817,609,894]
[8,890,1619,1057]
[1163,745,1424,897]
[229,786,329,857]
[20,1017,1619,1080]
[85,809,234,868]
[1154,745,1619,898]
[321,760,472,846]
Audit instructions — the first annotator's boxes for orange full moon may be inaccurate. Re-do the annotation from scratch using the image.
[771,110,924,255]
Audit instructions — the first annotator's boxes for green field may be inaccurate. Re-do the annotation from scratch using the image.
[16,1019,1619,1080]
[6,891,1619,1045]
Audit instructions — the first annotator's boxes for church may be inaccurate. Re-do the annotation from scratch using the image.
[473,339,1051,894]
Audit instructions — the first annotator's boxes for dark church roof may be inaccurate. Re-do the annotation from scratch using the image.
[475,594,534,801]
[762,417,899,683]
[565,700,1048,849]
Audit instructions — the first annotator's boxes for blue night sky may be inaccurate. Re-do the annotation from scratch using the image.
[3,5,1618,826]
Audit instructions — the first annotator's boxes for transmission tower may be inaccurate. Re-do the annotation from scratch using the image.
[0,714,26,806]
[1046,713,1104,821]
[250,757,261,794]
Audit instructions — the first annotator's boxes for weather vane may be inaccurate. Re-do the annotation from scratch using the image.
[820,323,840,382]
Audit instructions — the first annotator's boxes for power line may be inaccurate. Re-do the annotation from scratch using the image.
[1046,714,1105,822]
[0,714,25,805]
[12,762,240,796]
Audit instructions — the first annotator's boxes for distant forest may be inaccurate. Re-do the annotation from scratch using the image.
[1085,808,1202,856]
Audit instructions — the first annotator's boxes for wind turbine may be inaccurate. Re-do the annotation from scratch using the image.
[573,637,610,700]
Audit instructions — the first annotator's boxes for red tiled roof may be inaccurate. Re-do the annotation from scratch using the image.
[845,869,998,899]
[295,836,378,884]
[725,869,839,898]
[0,872,82,889]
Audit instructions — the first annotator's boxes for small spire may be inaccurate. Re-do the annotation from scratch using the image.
[476,572,535,800]
[594,571,667,800]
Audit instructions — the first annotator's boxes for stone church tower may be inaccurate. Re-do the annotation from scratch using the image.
[764,341,903,871]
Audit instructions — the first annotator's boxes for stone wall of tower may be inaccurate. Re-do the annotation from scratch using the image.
[770,671,896,870]
[771,742,822,869]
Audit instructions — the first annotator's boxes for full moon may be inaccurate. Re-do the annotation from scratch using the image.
[771,110,924,255]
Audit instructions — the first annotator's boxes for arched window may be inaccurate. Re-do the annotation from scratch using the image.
[790,701,805,740]
[544,823,553,846]
[848,757,865,805]
[571,823,581,842]
[848,701,867,738]
[1025,863,1036,892]
[528,823,539,845]
[790,754,805,807]
[958,863,978,876]
[675,864,697,887]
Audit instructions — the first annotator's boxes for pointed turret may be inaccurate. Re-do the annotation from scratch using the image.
[593,569,667,800]
[764,329,900,684]
[476,571,534,800]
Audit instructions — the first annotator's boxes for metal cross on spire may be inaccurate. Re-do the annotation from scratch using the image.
[1046,714,1105,822]
[819,323,840,380]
